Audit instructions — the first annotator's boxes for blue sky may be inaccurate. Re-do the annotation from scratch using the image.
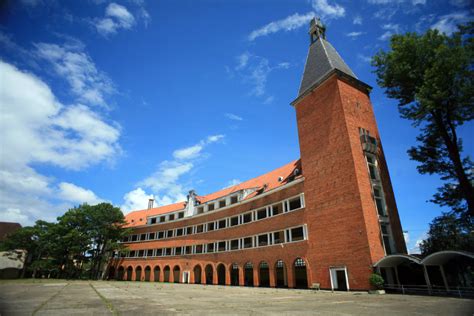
[0,0,472,253]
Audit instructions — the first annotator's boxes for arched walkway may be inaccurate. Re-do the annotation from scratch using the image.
[217,264,226,285]
[244,262,254,287]
[173,266,181,283]
[144,266,151,281]
[259,261,270,287]
[163,266,170,282]
[117,266,125,281]
[135,266,142,281]
[294,258,308,289]
[275,260,287,288]
[205,264,213,284]
[194,265,202,284]
[108,266,116,280]
[154,266,161,282]
[230,263,239,286]
[126,266,133,281]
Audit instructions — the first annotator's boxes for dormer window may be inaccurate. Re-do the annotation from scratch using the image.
[230,196,238,204]
[219,200,226,208]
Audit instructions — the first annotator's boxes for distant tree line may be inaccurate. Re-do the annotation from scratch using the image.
[373,22,473,255]
[0,203,130,279]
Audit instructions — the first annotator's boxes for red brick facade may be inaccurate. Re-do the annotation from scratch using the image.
[109,23,406,291]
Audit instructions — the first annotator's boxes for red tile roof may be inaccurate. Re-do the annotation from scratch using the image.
[124,159,301,227]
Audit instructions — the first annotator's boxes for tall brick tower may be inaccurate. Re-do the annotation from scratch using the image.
[292,18,407,290]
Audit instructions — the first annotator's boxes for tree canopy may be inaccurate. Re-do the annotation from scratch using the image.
[1,203,130,279]
[372,22,474,219]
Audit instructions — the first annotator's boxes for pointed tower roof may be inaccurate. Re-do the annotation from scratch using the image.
[293,18,369,105]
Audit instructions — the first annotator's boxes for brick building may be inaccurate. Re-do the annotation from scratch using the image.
[109,18,407,291]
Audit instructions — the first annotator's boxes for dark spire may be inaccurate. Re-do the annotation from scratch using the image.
[295,18,359,102]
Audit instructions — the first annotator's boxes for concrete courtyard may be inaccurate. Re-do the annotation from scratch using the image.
[0,280,472,315]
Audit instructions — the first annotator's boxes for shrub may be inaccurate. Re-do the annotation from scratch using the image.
[369,273,384,290]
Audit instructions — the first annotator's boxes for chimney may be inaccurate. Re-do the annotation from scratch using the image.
[148,198,154,209]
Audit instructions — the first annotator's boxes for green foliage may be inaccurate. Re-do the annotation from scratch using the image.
[372,22,474,218]
[419,212,474,255]
[369,273,385,289]
[0,203,130,280]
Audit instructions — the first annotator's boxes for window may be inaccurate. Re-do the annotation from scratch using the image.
[295,258,306,267]
[195,244,203,254]
[197,206,204,214]
[258,234,268,246]
[366,155,379,181]
[230,216,239,227]
[186,226,193,235]
[257,208,267,220]
[185,246,192,255]
[207,243,215,253]
[178,212,184,219]
[122,236,129,242]
[272,203,282,216]
[207,222,215,231]
[208,203,215,211]
[219,200,226,208]
[175,247,182,255]
[147,249,153,257]
[381,224,393,255]
[140,233,147,241]
[166,230,174,238]
[243,237,253,249]
[131,235,138,242]
[291,227,304,241]
[156,249,163,256]
[159,216,166,223]
[148,232,155,240]
[164,248,172,256]
[230,196,238,204]
[150,218,157,224]
[157,231,164,239]
[169,214,175,221]
[176,228,183,236]
[218,219,226,229]
[218,241,226,252]
[242,212,252,224]
[196,224,204,233]
[138,250,144,257]
[287,197,302,211]
[129,250,136,257]
[120,252,126,258]
[374,187,386,216]
[230,239,239,250]
[273,231,285,244]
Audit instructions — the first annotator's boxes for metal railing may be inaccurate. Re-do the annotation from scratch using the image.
[384,283,474,298]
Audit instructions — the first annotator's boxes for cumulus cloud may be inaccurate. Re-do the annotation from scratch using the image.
[34,42,114,108]
[248,12,315,41]
[431,12,470,35]
[95,3,136,36]
[57,182,104,205]
[0,59,119,225]
[311,0,345,19]
[121,135,225,212]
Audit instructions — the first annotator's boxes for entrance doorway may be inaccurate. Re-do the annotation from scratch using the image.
[330,267,349,291]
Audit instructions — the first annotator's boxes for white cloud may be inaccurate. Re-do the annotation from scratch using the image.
[431,12,470,35]
[173,145,203,160]
[34,42,114,108]
[403,231,410,244]
[248,12,315,41]
[121,188,154,213]
[347,31,365,38]
[378,23,401,40]
[449,0,471,7]
[0,59,120,225]
[357,54,372,63]
[412,0,426,4]
[236,52,250,70]
[225,113,243,121]
[312,0,345,19]
[95,3,136,36]
[57,182,104,205]
[223,179,241,189]
[263,96,275,105]
[353,16,363,25]
[122,135,225,211]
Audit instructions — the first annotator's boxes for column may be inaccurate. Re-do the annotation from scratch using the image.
[439,265,450,292]
[253,268,260,287]
[269,266,276,288]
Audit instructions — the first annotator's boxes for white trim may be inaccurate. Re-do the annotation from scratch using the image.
[329,267,350,291]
